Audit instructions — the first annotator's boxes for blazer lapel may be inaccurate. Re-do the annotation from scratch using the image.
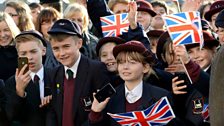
[54,66,65,125]
[73,56,89,118]
[43,67,51,96]
[108,85,126,113]
[137,83,156,110]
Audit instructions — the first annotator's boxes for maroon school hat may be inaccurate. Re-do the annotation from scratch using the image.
[185,31,220,50]
[156,31,170,61]
[204,1,224,22]
[96,37,126,56]
[136,0,157,17]
[113,41,155,63]
[147,30,165,38]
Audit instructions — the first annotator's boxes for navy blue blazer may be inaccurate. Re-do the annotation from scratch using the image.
[4,67,51,126]
[90,82,180,126]
[46,55,110,126]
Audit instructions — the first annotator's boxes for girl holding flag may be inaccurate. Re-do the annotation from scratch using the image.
[89,41,179,126]
[155,31,210,125]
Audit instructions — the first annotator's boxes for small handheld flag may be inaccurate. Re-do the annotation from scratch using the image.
[108,97,175,126]
[100,13,129,37]
[202,104,209,122]
[163,11,203,48]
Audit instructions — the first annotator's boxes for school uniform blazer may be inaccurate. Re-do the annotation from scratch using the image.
[46,55,110,126]
[0,79,10,126]
[4,67,51,126]
[90,82,180,126]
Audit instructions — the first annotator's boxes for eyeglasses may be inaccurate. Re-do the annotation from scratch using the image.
[8,13,18,17]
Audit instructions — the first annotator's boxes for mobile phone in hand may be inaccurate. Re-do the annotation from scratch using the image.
[18,57,29,73]
[95,83,116,103]
[174,72,190,91]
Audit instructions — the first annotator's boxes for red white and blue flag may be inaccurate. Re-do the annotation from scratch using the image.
[107,97,175,126]
[100,13,129,37]
[202,104,209,122]
[163,11,203,48]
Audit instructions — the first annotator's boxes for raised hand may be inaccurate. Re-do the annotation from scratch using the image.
[174,45,190,64]
[181,0,203,12]
[128,1,137,30]
[15,64,31,97]
[172,76,187,95]
[91,92,110,112]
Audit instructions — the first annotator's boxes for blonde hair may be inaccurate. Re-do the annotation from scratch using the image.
[15,34,43,50]
[64,3,89,33]
[5,1,35,31]
[108,0,130,11]
[0,12,20,45]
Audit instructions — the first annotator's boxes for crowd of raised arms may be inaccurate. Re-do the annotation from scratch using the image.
[0,0,224,126]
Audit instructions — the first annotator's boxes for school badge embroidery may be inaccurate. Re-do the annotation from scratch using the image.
[192,98,204,114]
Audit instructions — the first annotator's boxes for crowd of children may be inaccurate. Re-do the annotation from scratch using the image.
[0,0,223,126]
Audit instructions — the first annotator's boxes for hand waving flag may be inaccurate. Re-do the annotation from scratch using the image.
[100,13,129,37]
[108,97,175,126]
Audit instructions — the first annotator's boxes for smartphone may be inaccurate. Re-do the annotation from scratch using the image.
[174,72,190,91]
[18,57,29,73]
[95,83,116,103]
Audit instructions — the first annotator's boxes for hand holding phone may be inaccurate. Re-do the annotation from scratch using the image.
[95,83,116,103]
[174,72,190,92]
[18,57,29,74]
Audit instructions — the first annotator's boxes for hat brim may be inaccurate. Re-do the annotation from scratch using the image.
[204,7,224,21]
[48,28,82,38]
[113,43,153,63]
[137,8,157,17]
[147,30,165,38]
[16,32,47,47]
[185,40,219,50]
[96,37,125,56]
[215,20,224,28]
[156,32,170,61]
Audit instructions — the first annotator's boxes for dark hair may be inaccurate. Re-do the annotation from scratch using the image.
[151,1,168,14]
[198,2,212,18]
[35,7,61,33]
[29,2,42,10]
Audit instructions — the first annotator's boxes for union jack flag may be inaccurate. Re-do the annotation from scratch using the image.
[100,13,129,37]
[107,97,175,126]
[202,104,209,122]
[163,11,203,48]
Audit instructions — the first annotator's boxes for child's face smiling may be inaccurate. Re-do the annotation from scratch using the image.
[118,56,149,85]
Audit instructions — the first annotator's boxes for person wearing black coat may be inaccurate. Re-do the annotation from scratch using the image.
[46,19,110,126]
[5,30,53,126]
[0,79,10,126]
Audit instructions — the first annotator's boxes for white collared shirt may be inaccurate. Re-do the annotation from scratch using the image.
[125,81,143,103]
[204,65,211,72]
[30,66,45,99]
[64,52,81,79]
